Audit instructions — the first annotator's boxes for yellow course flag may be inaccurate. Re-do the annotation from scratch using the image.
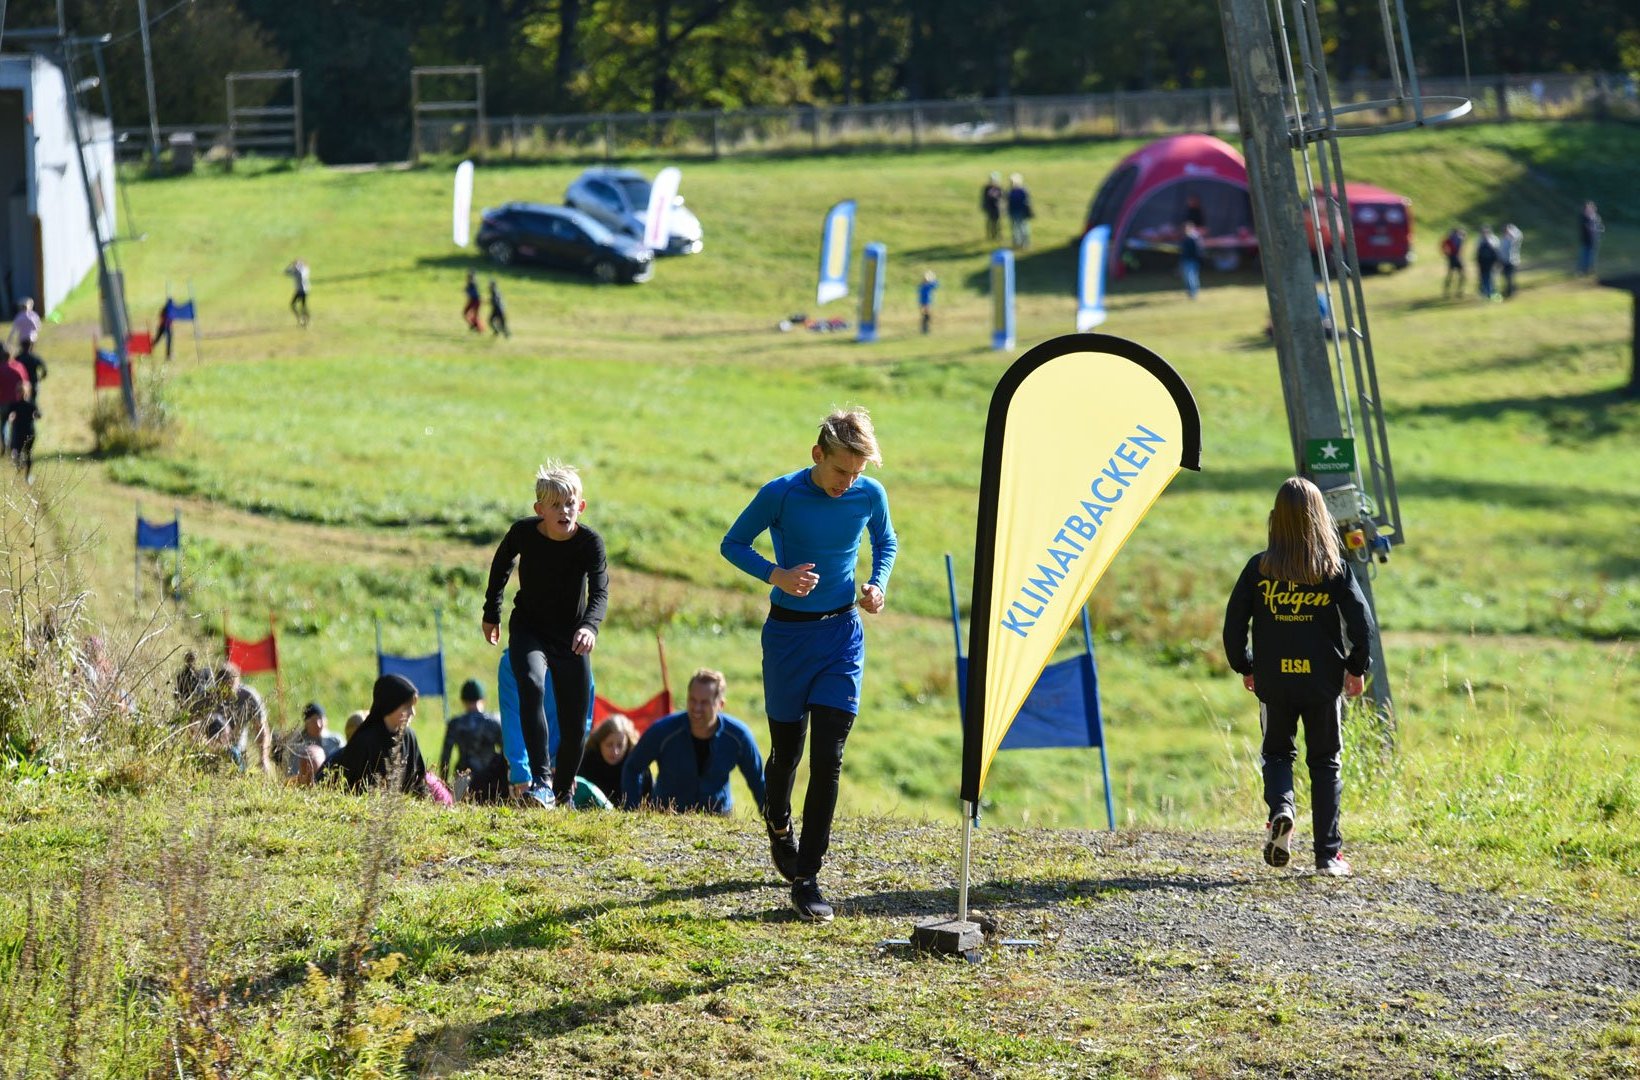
[960,334,1200,803]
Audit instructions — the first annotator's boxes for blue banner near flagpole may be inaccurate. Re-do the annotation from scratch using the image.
[856,242,886,343]
[817,199,857,305]
[376,616,447,699]
[1077,226,1111,331]
[989,249,1015,351]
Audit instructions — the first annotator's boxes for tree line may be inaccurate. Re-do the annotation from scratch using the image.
[9,0,1639,162]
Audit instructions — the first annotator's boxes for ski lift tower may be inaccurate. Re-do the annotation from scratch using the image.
[1217,0,1471,738]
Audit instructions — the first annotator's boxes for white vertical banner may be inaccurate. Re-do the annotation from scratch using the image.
[1077,226,1111,331]
[453,160,475,248]
[644,166,683,252]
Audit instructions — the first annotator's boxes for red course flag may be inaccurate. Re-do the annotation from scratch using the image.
[593,690,673,734]
[226,634,278,674]
[127,332,153,356]
[93,347,124,389]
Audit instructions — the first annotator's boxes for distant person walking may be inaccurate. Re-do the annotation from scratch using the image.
[1440,227,1466,298]
[284,259,310,327]
[1179,223,1204,300]
[1475,225,1500,301]
[917,270,938,334]
[487,279,510,337]
[1007,174,1034,251]
[153,300,175,359]
[5,382,38,483]
[463,271,482,332]
[1223,477,1373,879]
[1500,223,1523,299]
[17,340,46,409]
[1577,201,1603,276]
[7,297,41,352]
[0,345,25,450]
[981,173,1003,243]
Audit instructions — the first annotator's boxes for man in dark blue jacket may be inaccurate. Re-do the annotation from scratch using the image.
[622,669,766,816]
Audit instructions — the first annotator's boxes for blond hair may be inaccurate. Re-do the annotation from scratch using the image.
[587,713,639,758]
[816,407,881,466]
[535,459,583,503]
[1259,477,1344,584]
[688,668,728,701]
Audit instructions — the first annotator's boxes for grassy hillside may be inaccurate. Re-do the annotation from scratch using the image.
[1,121,1636,1078]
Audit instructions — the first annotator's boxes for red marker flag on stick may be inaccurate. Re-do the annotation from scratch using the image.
[226,633,278,674]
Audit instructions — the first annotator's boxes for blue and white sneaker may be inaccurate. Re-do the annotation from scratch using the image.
[522,783,556,809]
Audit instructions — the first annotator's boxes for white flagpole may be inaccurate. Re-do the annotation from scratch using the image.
[957,800,976,922]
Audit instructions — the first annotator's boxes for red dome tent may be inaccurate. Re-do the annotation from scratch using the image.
[1085,133,1414,278]
[1085,134,1256,278]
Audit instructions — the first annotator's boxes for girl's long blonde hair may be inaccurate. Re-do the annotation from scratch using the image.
[1258,477,1343,584]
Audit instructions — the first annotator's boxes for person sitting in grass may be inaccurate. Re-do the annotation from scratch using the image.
[318,674,436,797]
[440,678,503,783]
[621,669,766,817]
[281,701,344,780]
[204,661,272,776]
[579,713,640,807]
[482,461,607,809]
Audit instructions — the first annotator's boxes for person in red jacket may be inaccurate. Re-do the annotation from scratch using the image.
[1223,477,1373,878]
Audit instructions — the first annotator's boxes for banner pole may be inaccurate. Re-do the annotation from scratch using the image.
[957,800,976,922]
[435,607,448,722]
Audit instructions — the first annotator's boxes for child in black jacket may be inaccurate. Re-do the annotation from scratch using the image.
[1223,477,1373,877]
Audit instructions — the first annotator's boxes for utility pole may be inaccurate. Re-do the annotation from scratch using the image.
[135,0,162,166]
[1218,0,1394,730]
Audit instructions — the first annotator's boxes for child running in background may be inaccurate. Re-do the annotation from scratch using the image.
[917,270,938,335]
[488,279,510,337]
[482,461,608,807]
[5,381,39,482]
[1222,477,1373,878]
[285,259,310,326]
[463,271,482,332]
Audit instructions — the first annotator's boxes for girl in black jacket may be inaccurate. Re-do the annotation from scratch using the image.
[1223,477,1373,877]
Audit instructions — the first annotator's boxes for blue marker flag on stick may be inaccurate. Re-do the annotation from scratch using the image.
[816,199,856,305]
[378,652,446,698]
[166,300,196,322]
[1077,226,1111,331]
[136,518,180,550]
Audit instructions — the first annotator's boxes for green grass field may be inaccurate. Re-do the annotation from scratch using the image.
[4,120,1638,1077]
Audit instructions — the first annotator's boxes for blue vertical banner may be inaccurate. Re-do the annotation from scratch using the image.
[856,242,887,343]
[990,248,1016,351]
[817,199,857,305]
[1077,226,1111,331]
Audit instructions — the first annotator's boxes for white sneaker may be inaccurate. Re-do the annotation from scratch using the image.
[1317,856,1353,878]
[1263,811,1294,868]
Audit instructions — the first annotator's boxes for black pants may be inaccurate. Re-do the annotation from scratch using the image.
[1502,263,1517,298]
[1260,695,1343,866]
[509,624,591,802]
[291,291,309,324]
[489,308,509,337]
[765,705,855,879]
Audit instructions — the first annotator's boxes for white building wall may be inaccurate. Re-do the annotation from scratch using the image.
[27,55,117,315]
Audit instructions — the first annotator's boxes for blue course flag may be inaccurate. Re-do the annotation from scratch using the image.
[953,652,1103,750]
[166,300,196,322]
[816,199,857,305]
[379,652,446,698]
[1077,225,1111,332]
[135,518,181,551]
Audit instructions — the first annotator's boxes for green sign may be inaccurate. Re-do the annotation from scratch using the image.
[1304,437,1356,473]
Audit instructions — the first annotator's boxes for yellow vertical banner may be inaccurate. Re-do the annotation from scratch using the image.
[961,334,1201,802]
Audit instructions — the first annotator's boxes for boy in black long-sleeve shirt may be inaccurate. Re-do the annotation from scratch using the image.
[482,461,608,806]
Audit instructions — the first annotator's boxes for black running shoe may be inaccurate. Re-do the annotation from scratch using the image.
[1264,810,1294,868]
[766,820,800,882]
[790,877,834,923]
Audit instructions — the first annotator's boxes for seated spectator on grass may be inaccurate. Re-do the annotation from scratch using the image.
[621,669,766,816]
[344,710,367,741]
[293,744,327,786]
[204,662,272,775]
[281,701,344,778]
[317,674,434,797]
[440,678,503,782]
[580,713,640,807]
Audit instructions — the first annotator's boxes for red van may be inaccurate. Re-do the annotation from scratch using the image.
[1310,182,1414,272]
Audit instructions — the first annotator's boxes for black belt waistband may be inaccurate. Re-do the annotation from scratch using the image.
[768,601,856,623]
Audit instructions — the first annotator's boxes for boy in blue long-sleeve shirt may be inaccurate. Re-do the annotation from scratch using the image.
[721,407,897,923]
[621,669,765,815]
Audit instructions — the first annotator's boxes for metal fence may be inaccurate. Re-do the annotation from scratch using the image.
[117,71,1636,165]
